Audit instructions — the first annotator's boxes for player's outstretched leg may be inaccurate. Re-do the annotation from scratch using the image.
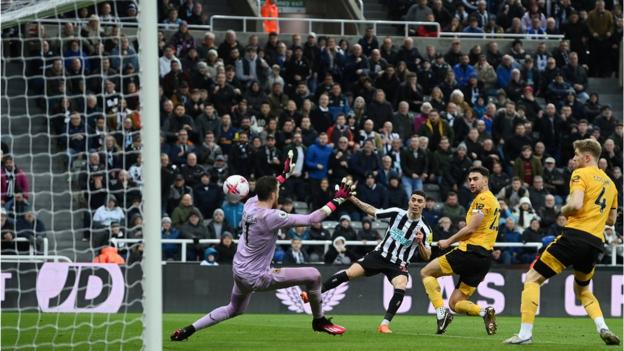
[263,267,346,335]
[504,269,543,344]
[572,271,621,346]
[420,259,453,334]
[378,274,408,334]
[171,285,251,341]
[449,287,497,335]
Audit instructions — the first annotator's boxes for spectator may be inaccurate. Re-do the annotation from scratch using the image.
[548,213,567,236]
[194,172,223,219]
[303,222,330,261]
[419,110,454,150]
[159,46,181,78]
[441,192,466,225]
[333,214,357,241]
[161,216,181,260]
[235,46,269,85]
[538,194,559,230]
[261,0,280,33]
[349,139,381,183]
[357,172,387,217]
[400,135,428,196]
[386,175,408,209]
[603,226,623,264]
[513,197,540,232]
[283,238,309,264]
[171,193,202,228]
[512,145,543,187]
[93,245,125,264]
[324,236,358,264]
[305,132,332,185]
[496,55,514,89]
[519,218,543,263]
[528,175,549,212]
[499,217,522,264]
[15,206,47,252]
[206,209,234,240]
[367,89,394,130]
[215,231,237,263]
[1,155,30,205]
[586,0,615,77]
[222,194,244,233]
[180,209,210,261]
[497,176,529,208]
[93,196,125,227]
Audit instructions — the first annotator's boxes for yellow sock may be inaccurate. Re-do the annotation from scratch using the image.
[422,276,444,309]
[454,300,481,316]
[520,281,540,324]
[578,289,603,320]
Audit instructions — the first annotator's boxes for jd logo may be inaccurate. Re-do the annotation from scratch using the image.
[36,263,124,313]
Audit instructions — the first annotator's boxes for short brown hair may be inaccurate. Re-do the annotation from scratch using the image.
[573,138,602,160]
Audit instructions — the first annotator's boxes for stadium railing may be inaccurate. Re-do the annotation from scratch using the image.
[438,32,564,39]
[2,237,49,256]
[209,15,439,37]
[112,238,624,266]
[0,254,72,263]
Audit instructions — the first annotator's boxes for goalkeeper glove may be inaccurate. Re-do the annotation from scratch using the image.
[276,150,295,184]
[322,178,356,215]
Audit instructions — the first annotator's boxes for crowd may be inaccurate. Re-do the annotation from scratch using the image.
[0,0,622,265]
[389,0,622,77]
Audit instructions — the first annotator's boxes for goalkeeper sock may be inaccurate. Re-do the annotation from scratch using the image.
[383,289,405,322]
[453,300,481,316]
[422,276,444,310]
[520,281,540,325]
[322,271,349,293]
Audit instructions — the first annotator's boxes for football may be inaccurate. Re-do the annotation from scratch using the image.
[223,175,250,198]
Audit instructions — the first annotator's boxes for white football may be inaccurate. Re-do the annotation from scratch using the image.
[223,175,250,197]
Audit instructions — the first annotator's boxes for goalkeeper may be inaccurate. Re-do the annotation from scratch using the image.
[171,152,353,340]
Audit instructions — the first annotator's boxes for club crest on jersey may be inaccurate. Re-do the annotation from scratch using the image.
[389,228,412,246]
[275,283,348,314]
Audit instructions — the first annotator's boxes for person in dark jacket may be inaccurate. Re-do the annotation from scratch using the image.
[193,172,223,219]
[332,215,357,241]
[283,238,309,264]
[355,217,381,257]
[179,209,210,261]
[161,216,181,260]
[356,172,388,218]
[215,231,237,264]
[367,89,394,130]
[304,221,332,261]
[348,139,381,183]
[400,135,429,197]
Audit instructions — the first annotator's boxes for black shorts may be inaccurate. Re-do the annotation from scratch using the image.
[533,228,603,284]
[440,247,491,290]
[356,250,408,281]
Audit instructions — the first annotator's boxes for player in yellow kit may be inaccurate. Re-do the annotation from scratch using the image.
[420,166,500,335]
[504,139,620,346]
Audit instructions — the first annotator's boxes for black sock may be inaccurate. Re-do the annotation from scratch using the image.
[383,289,405,322]
[185,325,196,333]
[322,271,349,293]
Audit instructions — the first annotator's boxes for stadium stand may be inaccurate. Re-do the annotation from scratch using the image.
[1,0,622,266]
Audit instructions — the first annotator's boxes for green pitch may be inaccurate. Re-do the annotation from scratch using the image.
[1,313,622,351]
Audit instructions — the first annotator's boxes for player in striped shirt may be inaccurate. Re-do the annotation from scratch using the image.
[305,190,432,334]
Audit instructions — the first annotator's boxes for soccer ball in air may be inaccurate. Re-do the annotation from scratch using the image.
[223,175,250,198]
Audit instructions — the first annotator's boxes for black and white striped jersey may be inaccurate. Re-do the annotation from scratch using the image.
[373,207,433,264]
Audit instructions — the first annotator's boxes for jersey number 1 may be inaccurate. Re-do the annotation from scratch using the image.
[595,187,607,214]
[242,221,253,244]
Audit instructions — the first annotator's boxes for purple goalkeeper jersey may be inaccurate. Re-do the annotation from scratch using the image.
[233,196,326,280]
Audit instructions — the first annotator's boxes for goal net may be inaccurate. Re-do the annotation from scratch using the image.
[1,0,155,349]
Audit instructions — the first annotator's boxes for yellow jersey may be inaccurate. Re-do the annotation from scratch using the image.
[566,166,618,241]
[459,189,500,252]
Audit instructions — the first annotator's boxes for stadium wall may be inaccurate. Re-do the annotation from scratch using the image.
[2,263,622,317]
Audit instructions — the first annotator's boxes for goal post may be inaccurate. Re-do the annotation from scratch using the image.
[1,0,162,349]
[137,0,162,349]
